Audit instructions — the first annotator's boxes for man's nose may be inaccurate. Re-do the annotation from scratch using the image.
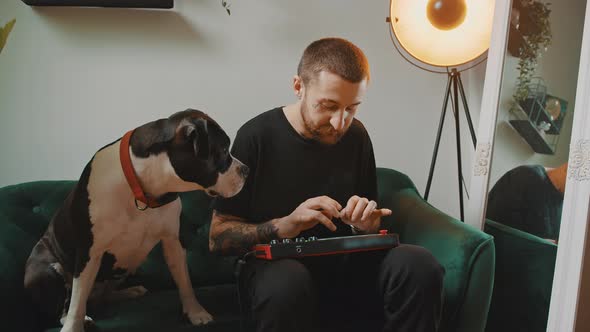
[330,110,346,131]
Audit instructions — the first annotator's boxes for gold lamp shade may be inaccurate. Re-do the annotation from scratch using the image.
[389,0,495,69]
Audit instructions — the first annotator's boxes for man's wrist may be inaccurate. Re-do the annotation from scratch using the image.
[274,216,293,238]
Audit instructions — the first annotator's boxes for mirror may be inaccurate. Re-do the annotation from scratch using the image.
[486,0,585,243]
[467,0,590,330]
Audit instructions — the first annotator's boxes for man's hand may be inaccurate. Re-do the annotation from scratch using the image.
[339,195,392,234]
[277,196,342,238]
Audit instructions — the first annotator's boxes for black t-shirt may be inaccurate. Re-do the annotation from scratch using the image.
[212,107,378,239]
[486,164,563,239]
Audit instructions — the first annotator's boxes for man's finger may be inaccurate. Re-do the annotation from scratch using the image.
[361,201,378,222]
[351,198,369,222]
[316,212,337,231]
[318,195,343,211]
[375,208,393,217]
[340,196,360,220]
[306,201,339,218]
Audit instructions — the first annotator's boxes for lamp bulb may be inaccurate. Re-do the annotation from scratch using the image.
[427,0,467,30]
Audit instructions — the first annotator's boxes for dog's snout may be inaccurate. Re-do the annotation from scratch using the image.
[239,164,249,178]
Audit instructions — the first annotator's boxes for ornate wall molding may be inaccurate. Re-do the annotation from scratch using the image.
[568,139,590,181]
[473,142,492,176]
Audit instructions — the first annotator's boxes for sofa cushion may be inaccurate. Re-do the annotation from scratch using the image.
[0,181,239,332]
[43,284,241,332]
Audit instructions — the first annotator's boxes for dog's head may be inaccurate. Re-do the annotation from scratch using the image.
[130,109,249,198]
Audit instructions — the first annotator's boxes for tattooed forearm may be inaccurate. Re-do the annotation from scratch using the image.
[256,222,279,244]
[209,210,279,256]
[211,226,257,256]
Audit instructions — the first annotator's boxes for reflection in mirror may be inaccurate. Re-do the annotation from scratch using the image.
[487,0,585,241]
[483,0,587,331]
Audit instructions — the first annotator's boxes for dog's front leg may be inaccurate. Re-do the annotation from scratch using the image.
[162,237,213,325]
[61,254,102,332]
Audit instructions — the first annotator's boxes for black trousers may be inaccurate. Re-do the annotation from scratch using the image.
[239,244,445,332]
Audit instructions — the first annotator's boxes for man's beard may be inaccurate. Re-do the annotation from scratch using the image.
[300,100,344,145]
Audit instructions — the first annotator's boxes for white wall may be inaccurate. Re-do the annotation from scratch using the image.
[0,0,486,220]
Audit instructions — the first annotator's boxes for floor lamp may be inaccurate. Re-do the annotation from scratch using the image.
[386,0,495,221]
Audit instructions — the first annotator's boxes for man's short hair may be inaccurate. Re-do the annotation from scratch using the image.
[297,37,370,85]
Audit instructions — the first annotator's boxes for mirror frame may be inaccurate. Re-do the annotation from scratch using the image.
[466,0,590,330]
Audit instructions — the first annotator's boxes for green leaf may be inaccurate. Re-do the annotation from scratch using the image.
[0,18,16,54]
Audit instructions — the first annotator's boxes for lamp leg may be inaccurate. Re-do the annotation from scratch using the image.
[457,72,477,148]
[451,71,465,221]
[424,73,452,201]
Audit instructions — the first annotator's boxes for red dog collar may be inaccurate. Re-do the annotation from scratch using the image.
[120,130,178,210]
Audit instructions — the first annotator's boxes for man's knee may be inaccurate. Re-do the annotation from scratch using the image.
[381,245,445,292]
[249,259,317,311]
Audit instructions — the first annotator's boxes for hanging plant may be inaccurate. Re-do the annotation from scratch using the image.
[511,0,552,103]
[221,0,231,15]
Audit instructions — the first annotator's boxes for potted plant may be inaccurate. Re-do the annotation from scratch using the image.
[510,0,552,103]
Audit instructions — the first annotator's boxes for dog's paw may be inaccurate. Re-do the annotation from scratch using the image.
[60,315,94,331]
[59,317,93,332]
[184,308,213,325]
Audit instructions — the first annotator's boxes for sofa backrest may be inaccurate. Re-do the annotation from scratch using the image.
[0,168,418,290]
[0,168,494,332]
[0,180,236,291]
[376,167,418,195]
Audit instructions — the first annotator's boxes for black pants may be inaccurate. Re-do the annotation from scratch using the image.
[239,244,445,332]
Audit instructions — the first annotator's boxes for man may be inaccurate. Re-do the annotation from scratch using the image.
[486,162,567,243]
[209,37,444,332]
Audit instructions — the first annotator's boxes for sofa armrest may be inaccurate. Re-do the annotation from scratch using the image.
[483,219,557,332]
[378,188,495,332]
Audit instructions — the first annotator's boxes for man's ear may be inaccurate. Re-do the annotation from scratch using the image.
[293,75,304,99]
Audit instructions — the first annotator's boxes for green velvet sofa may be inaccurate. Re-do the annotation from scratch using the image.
[484,219,557,332]
[0,167,495,332]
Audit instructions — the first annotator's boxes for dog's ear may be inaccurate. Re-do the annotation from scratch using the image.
[130,119,176,158]
[180,118,209,160]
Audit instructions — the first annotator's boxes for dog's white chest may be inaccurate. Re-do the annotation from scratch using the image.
[88,196,181,274]
[85,144,183,273]
[104,213,169,273]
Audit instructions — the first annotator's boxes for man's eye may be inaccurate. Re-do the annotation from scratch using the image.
[321,104,339,111]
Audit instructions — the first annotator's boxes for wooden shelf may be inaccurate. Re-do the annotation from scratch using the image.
[518,97,563,135]
[21,0,174,9]
[508,99,566,155]
[509,119,555,155]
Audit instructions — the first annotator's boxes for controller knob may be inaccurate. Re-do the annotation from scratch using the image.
[282,239,292,244]
[379,230,388,235]
[308,236,318,241]
[270,239,278,245]
[296,237,306,243]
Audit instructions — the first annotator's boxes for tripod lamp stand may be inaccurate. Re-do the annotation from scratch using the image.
[386,0,495,221]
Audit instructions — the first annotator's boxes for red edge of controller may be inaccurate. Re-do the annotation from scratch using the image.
[253,229,391,260]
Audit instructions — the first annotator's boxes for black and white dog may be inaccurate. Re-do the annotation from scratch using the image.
[24,109,248,332]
